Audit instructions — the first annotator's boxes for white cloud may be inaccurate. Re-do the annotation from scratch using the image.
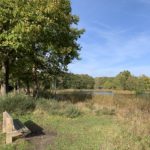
[68,22,150,77]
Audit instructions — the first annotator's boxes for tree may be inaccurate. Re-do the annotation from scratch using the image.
[94,77,115,89]
[0,0,22,94]
[115,70,132,90]
[139,75,150,90]
[0,0,84,96]
[56,73,94,89]
[126,76,138,91]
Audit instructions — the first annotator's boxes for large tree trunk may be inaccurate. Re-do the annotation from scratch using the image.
[26,80,30,95]
[5,59,9,93]
[1,59,9,95]
[14,80,20,94]
[1,81,6,96]
[1,63,6,96]
[33,66,39,98]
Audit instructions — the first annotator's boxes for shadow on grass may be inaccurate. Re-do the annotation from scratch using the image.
[24,120,45,138]
[24,120,57,150]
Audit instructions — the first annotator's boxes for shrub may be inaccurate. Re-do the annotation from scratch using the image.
[135,89,144,95]
[36,99,82,118]
[36,99,63,115]
[65,105,81,118]
[0,94,36,115]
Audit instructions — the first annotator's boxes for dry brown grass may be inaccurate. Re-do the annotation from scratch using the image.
[0,91,149,149]
[72,92,150,141]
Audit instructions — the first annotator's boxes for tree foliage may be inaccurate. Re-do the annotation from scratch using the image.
[0,0,84,96]
[95,70,150,92]
[56,73,95,89]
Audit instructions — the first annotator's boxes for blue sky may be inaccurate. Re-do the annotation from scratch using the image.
[68,0,150,77]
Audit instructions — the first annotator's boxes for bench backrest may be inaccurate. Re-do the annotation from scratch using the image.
[3,111,15,133]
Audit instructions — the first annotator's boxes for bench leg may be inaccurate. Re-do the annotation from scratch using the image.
[2,112,6,133]
[6,133,12,144]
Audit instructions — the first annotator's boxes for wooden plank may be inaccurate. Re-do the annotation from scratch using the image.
[13,119,31,135]
[2,111,6,133]
[6,133,13,144]
[3,111,14,133]
[2,111,31,144]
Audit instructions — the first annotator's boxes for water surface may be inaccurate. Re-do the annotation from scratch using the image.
[93,91,114,95]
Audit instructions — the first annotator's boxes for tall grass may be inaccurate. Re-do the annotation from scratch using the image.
[0,91,149,149]
[36,99,82,118]
[92,94,150,142]
[0,94,36,115]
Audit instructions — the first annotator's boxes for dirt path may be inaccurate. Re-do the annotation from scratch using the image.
[25,130,57,150]
[24,120,57,150]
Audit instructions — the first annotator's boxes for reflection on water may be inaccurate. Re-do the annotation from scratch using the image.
[78,90,114,96]
[54,90,150,104]
[136,93,150,100]
[83,91,150,98]
[93,91,114,95]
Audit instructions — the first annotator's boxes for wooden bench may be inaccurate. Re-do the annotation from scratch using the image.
[2,111,31,144]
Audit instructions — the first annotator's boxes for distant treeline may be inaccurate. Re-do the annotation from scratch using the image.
[55,71,150,93]
[56,73,95,89]
[95,70,150,92]
[1,70,149,94]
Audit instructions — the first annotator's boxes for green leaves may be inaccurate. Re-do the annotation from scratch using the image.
[0,0,84,94]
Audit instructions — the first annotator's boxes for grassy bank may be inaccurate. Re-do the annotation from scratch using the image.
[0,92,150,150]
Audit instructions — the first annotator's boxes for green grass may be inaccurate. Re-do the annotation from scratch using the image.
[0,94,36,115]
[47,115,115,150]
[1,113,149,150]
[0,137,32,150]
[0,93,150,150]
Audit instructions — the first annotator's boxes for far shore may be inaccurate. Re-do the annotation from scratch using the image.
[55,89,135,94]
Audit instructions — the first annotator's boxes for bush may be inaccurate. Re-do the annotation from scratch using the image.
[135,89,144,95]
[36,99,63,115]
[36,99,82,118]
[0,94,36,115]
[65,105,81,118]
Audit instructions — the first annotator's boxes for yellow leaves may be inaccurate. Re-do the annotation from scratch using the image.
[0,0,83,67]
[58,47,72,55]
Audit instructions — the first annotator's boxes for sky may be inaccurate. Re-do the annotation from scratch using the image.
[68,0,150,77]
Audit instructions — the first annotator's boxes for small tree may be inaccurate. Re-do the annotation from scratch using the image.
[116,70,132,90]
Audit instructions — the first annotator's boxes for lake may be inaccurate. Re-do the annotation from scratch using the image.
[93,91,114,95]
